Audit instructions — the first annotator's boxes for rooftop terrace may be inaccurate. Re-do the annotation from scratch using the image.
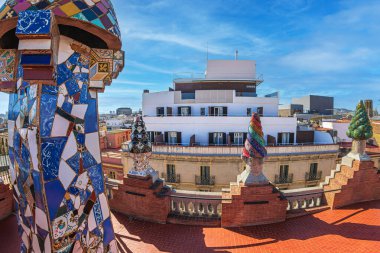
[2,200,379,253]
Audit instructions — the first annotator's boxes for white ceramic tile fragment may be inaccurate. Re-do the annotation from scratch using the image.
[58,36,75,64]
[88,210,96,231]
[61,132,77,160]
[89,80,103,88]
[51,114,70,137]
[89,90,97,99]
[85,132,101,163]
[8,120,14,147]
[75,172,89,190]
[59,160,76,190]
[44,235,51,253]
[22,232,30,249]
[19,39,52,50]
[27,127,39,171]
[57,93,65,107]
[71,104,88,119]
[32,235,41,253]
[35,207,49,231]
[99,193,110,220]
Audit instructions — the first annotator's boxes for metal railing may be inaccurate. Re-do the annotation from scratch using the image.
[161,173,180,183]
[195,175,215,186]
[274,174,293,184]
[305,171,322,181]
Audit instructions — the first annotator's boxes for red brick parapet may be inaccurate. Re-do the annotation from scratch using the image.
[0,184,13,220]
[109,174,171,224]
[221,182,287,227]
[324,159,380,209]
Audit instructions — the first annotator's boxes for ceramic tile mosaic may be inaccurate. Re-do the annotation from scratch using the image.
[1,0,121,38]
[0,4,124,252]
[0,50,17,81]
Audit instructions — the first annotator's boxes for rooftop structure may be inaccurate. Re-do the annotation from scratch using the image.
[292,95,334,115]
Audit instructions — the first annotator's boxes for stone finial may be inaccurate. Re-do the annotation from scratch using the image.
[128,116,158,181]
[238,113,269,185]
[345,100,373,162]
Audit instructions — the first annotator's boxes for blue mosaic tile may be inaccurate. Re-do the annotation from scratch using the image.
[41,137,67,181]
[44,179,66,221]
[66,153,80,174]
[103,217,115,246]
[20,54,51,65]
[13,131,21,155]
[57,63,74,85]
[62,101,73,114]
[79,84,88,103]
[65,78,80,96]
[75,133,85,145]
[80,189,91,205]
[87,164,104,195]
[67,52,80,66]
[74,72,89,83]
[36,225,49,240]
[32,171,45,210]
[42,85,58,95]
[16,10,52,35]
[21,143,30,170]
[40,93,57,138]
[92,199,103,226]
[84,99,98,133]
[82,151,97,169]
[8,93,20,121]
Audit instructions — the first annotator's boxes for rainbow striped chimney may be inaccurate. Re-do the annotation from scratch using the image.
[238,113,269,185]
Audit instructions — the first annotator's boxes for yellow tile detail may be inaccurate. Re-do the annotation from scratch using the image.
[59,2,81,17]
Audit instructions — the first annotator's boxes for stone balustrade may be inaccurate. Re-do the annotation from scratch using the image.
[169,190,223,218]
[281,186,324,211]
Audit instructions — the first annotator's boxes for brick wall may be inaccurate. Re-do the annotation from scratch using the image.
[324,160,380,209]
[109,175,171,224]
[0,184,13,220]
[221,183,287,227]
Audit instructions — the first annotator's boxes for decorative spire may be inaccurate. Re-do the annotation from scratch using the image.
[347,100,373,140]
[242,113,267,160]
[127,116,159,182]
[238,113,268,185]
[344,100,373,162]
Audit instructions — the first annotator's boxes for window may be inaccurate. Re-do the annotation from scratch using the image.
[156,107,164,116]
[257,107,263,116]
[277,132,294,144]
[178,106,191,116]
[109,171,116,179]
[234,133,244,145]
[167,164,175,177]
[213,132,224,145]
[309,163,318,177]
[247,108,252,116]
[214,107,224,116]
[280,165,289,179]
[201,107,206,116]
[200,166,210,180]
[168,131,177,144]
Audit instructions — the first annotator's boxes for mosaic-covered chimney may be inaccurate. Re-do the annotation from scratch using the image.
[127,116,159,182]
[0,1,124,252]
[346,100,373,161]
[238,113,269,185]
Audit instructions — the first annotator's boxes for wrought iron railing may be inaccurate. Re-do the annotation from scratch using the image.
[195,175,215,186]
[161,173,180,183]
[305,171,322,181]
[274,174,293,184]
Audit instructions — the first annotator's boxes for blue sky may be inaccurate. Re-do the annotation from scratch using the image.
[1,0,380,113]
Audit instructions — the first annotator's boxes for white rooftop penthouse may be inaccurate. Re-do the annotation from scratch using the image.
[142,59,333,146]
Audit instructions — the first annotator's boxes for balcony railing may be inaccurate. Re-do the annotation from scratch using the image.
[162,173,181,183]
[281,186,325,211]
[170,189,222,218]
[305,171,322,181]
[274,174,293,184]
[195,175,215,186]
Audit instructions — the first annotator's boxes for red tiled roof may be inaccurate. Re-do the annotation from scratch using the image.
[2,200,380,252]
